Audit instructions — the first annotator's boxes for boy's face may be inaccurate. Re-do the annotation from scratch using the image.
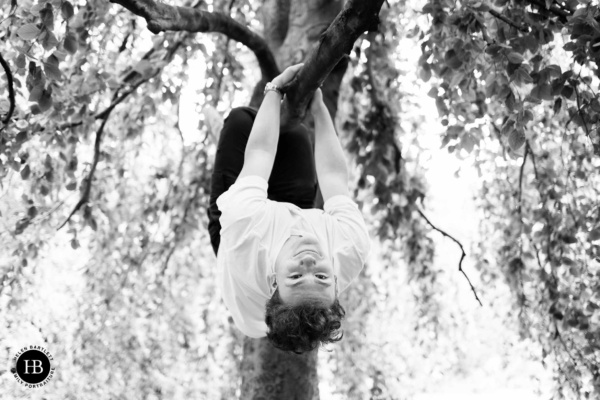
[273,232,336,306]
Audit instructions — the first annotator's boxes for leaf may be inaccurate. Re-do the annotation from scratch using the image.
[460,133,476,153]
[539,84,553,100]
[505,90,516,111]
[29,84,44,102]
[42,31,59,51]
[514,67,533,85]
[88,217,98,231]
[15,54,26,69]
[553,97,562,114]
[20,165,31,180]
[43,55,61,81]
[134,60,154,76]
[589,227,600,241]
[419,66,432,82]
[561,234,577,244]
[444,49,463,69]
[38,89,53,112]
[506,52,525,64]
[61,1,74,20]
[27,206,38,218]
[508,129,526,151]
[561,84,574,99]
[17,24,41,40]
[16,131,28,143]
[485,44,502,56]
[40,4,54,30]
[502,119,515,135]
[15,218,30,235]
[63,32,78,54]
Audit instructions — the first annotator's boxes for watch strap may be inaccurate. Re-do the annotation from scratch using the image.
[264,82,282,96]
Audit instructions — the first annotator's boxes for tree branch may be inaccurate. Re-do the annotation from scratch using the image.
[573,85,591,137]
[526,141,539,181]
[517,143,529,215]
[57,77,151,230]
[416,207,483,306]
[489,10,529,33]
[280,0,385,127]
[0,52,16,128]
[109,0,279,82]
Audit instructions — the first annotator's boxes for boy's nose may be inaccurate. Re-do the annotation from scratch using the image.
[300,254,316,266]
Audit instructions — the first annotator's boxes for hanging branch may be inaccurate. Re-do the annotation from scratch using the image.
[110,0,279,82]
[573,85,591,137]
[57,77,151,230]
[416,207,483,306]
[489,10,529,33]
[0,52,16,128]
[517,143,529,215]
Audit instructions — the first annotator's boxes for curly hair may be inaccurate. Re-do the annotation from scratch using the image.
[265,288,346,354]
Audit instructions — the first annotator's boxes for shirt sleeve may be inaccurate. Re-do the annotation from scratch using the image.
[216,175,269,233]
[324,195,371,290]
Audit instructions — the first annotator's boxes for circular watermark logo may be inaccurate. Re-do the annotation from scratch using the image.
[10,346,55,388]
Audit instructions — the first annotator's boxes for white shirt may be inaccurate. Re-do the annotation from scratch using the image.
[216,175,371,338]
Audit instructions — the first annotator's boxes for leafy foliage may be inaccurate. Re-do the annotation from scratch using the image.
[417,0,600,397]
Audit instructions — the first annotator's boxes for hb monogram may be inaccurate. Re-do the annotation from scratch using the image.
[23,360,44,374]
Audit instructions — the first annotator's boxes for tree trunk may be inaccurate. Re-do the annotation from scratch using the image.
[240,1,347,399]
[240,338,319,400]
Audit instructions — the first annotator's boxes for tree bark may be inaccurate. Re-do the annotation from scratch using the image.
[112,0,384,127]
[240,338,319,400]
[240,2,353,399]
[110,0,279,82]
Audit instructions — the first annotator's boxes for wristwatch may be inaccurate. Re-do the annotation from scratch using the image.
[264,81,282,97]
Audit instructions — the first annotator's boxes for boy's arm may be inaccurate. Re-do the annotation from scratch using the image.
[236,91,281,182]
[237,64,304,182]
[312,90,350,201]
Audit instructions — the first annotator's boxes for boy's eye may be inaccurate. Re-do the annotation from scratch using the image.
[290,274,302,279]
[316,274,327,280]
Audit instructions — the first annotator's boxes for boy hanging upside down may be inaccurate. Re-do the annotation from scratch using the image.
[207,63,371,354]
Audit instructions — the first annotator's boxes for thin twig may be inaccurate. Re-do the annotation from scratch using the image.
[526,141,539,181]
[416,207,483,306]
[57,76,154,230]
[517,143,529,215]
[573,85,590,137]
[56,118,108,230]
[0,52,16,128]
[160,179,202,276]
[489,10,529,33]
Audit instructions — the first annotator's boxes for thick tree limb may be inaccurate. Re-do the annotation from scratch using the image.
[280,0,385,127]
[416,207,483,306]
[260,0,291,51]
[0,52,16,128]
[110,0,279,82]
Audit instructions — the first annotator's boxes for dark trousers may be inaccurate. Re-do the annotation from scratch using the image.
[207,107,318,256]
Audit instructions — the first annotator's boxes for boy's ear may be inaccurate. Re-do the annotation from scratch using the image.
[269,274,277,288]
